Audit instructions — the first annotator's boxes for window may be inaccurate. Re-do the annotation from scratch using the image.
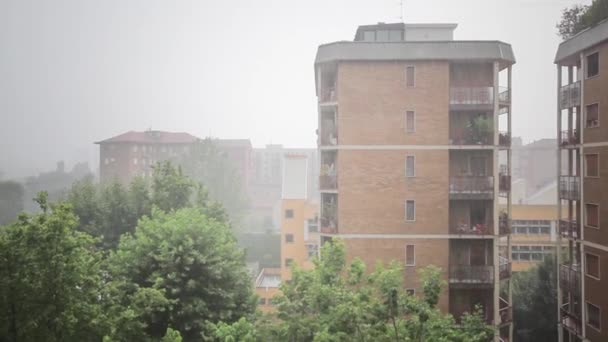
[376,30,389,41]
[307,219,319,233]
[587,52,599,78]
[285,209,294,219]
[306,244,318,260]
[586,253,600,279]
[406,156,415,177]
[406,66,415,87]
[405,200,415,221]
[285,258,294,267]
[586,204,600,228]
[406,111,415,132]
[406,289,415,296]
[363,31,375,41]
[586,104,599,128]
[587,302,601,331]
[259,297,266,305]
[405,245,415,266]
[285,234,294,243]
[586,154,599,177]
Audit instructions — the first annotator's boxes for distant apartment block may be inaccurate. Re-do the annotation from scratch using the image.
[95,130,199,184]
[556,18,608,342]
[315,22,515,341]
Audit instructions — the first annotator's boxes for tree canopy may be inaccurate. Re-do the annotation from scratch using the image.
[0,181,24,226]
[557,0,608,39]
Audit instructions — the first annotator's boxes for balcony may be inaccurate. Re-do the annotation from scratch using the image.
[499,297,513,326]
[560,219,580,239]
[449,176,494,200]
[498,131,511,147]
[560,263,581,294]
[499,256,511,280]
[321,194,337,234]
[559,176,580,201]
[319,121,337,146]
[561,303,583,337]
[498,87,511,107]
[499,173,511,193]
[319,174,337,190]
[450,87,494,111]
[320,151,337,191]
[560,129,579,148]
[499,212,510,235]
[449,265,494,286]
[450,129,492,146]
[559,81,581,109]
[320,86,337,104]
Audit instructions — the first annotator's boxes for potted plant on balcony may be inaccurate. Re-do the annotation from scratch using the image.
[467,116,492,145]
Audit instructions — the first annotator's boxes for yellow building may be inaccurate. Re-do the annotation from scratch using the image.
[507,204,560,272]
[255,268,281,313]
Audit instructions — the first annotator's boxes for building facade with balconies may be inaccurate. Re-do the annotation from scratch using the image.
[315,22,515,341]
[556,19,608,342]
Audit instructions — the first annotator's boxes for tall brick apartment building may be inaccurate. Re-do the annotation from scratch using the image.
[315,23,515,341]
[556,19,608,342]
[95,130,199,184]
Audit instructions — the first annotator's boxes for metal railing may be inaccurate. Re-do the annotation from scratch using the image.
[499,256,511,280]
[561,303,583,336]
[559,81,581,109]
[450,87,494,105]
[449,130,493,145]
[449,265,494,284]
[560,219,580,239]
[499,213,510,235]
[498,131,511,147]
[449,176,494,197]
[559,176,580,200]
[499,297,513,325]
[559,263,581,294]
[451,222,491,235]
[319,174,337,190]
[499,173,511,192]
[560,129,579,147]
[498,87,511,105]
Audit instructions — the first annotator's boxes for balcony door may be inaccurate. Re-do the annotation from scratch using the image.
[470,241,487,266]
[469,155,487,176]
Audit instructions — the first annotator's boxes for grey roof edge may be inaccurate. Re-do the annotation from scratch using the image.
[314,40,516,66]
[555,18,608,63]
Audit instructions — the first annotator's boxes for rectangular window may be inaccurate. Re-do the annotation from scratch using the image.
[406,111,416,132]
[285,234,294,243]
[306,244,318,260]
[259,297,266,305]
[586,253,600,279]
[586,103,599,128]
[406,289,415,296]
[285,209,294,219]
[405,245,415,266]
[586,204,600,228]
[406,156,415,177]
[587,302,601,331]
[406,66,415,87]
[587,52,599,78]
[585,154,599,177]
[307,219,319,233]
[405,200,415,221]
[285,258,294,267]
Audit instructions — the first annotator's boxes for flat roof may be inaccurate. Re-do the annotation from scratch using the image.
[315,40,516,66]
[555,18,608,64]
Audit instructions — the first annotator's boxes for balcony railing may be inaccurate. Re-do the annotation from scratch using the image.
[320,86,337,103]
[498,131,511,147]
[450,87,494,106]
[499,173,511,193]
[449,265,494,284]
[560,129,579,147]
[559,81,581,109]
[499,256,511,280]
[559,176,580,201]
[498,87,511,106]
[320,127,338,146]
[560,263,581,294]
[449,130,492,145]
[499,213,510,235]
[452,222,491,235]
[319,174,337,190]
[499,297,513,325]
[561,303,583,336]
[449,176,494,199]
[560,219,580,239]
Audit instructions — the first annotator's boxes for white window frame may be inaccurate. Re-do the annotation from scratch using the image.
[585,103,600,128]
[585,252,601,280]
[585,202,600,229]
[405,65,416,87]
[586,301,602,332]
[405,110,416,133]
[405,155,416,177]
[405,200,416,222]
[586,51,600,79]
[584,153,600,178]
[405,244,416,266]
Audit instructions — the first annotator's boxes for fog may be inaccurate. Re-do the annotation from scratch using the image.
[0,0,587,179]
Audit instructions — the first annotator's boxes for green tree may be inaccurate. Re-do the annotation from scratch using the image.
[557,0,608,39]
[106,207,256,341]
[213,240,493,342]
[0,192,105,341]
[151,161,194,212]
[512,255,557,342]
[180,139,250,229]
[0,181,24,226]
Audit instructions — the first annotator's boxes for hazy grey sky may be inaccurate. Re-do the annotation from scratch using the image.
[0,0,588,178]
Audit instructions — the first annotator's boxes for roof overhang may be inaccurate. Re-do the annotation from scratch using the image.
[555,19,608,65]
